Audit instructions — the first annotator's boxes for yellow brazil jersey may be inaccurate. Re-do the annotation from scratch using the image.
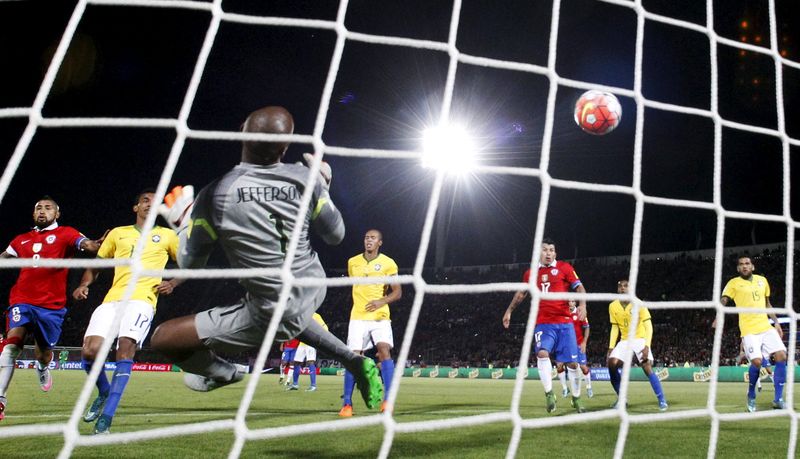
[348,253,398,321]
[98,225,178,309]
[722,274,772,337]
[609,300,652,341]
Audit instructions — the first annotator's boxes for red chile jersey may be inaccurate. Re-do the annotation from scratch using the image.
[522,261,582,325]
[284,339,300,349]
[5,224,86,310]
[570,310,590,346]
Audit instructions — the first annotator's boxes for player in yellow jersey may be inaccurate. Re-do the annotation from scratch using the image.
[287,313,327,392]
[339,229,402,417]
[607,279,668,411]
[72,189,182,434]
[720,256,786,412]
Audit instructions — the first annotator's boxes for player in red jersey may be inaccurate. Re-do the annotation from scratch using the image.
[0,196,104,421]
[556,300,593,398]
[278,338,300,386]
[502,238,588,413]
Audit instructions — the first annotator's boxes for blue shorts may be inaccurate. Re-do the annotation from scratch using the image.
[281,348,297,362]
[5,303,67,350]
[534,323,578,363]
[576,350,587,366]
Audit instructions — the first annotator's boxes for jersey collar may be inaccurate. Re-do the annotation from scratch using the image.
[538,260,557,268]
[34,222,59,232]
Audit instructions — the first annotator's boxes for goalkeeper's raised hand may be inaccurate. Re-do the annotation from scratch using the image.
[158,185,195,234]
[302,152,332,190]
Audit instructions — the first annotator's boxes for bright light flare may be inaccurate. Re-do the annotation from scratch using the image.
[421,125,478,174]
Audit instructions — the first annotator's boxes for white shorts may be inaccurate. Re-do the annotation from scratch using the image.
[84,300,154,350]
[294,343,317,362]
[609,338,654,363]
[347,320,393,351]
[742,328,786,361]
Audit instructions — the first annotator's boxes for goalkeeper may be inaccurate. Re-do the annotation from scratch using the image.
[151,106,382,410]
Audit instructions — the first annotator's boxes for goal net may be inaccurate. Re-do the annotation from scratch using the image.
[0,0,798,458]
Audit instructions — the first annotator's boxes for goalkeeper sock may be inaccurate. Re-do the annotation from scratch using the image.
[297,320,362,369]
[175,350,237,382]
[381,359,395,401]
[773,361,786,401]
[557,368,568,391]
[343,370,356,406]
[609,365,621,395]
[82,359,110,396]
[102,360,132,418]
[292,364,300,386]
[647,372,665,403]
[748,364,760,399]
[309,364,317,387]
[537,358,553,393]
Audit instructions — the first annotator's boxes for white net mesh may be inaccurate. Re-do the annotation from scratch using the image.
[1,0,798,458]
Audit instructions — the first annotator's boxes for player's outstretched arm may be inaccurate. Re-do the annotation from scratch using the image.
[80,229,110,253]
[503,290,528,329]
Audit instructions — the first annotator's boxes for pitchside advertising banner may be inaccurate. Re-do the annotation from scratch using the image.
[320,365,800,382]
[15,360,179,372]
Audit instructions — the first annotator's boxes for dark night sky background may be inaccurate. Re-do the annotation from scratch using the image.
[0,0,798,273]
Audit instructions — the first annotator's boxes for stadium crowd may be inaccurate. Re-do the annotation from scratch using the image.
[3,246,798,369]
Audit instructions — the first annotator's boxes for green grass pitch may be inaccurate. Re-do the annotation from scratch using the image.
[1,370,795,458]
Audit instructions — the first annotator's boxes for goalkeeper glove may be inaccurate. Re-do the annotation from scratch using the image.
[158,185,195,234]
[302,153,332,190]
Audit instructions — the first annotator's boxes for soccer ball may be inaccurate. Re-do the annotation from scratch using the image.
[574,90,622,135]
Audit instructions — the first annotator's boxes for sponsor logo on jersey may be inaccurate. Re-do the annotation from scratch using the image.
[21,239,31,245]
[46,235,56,244]
[152,234,161,243]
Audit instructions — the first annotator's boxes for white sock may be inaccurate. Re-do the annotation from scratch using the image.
[558,370,568,390]
[0,344,21,397]
[584,369,592,388]
[537,358,553,393]
[568,366,581,397]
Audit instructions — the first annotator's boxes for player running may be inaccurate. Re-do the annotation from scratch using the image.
[0,196,104,421]
[503,238,588,414]
[72,189,182,434]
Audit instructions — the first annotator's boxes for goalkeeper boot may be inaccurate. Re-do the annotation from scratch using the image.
[571,396,586,414]
[338,404,353,417]
[658,399,669,412]
[0,395,6,421]
[184,364,247,392]
[94,414,112,435]
[352,357,383,410]
[84,393,108,422]
[746,397,756,413]
[772,398,785,410]
[36,365,53,392]
[545,391,557,413]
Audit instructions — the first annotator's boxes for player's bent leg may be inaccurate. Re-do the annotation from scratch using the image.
[153,314,244,392]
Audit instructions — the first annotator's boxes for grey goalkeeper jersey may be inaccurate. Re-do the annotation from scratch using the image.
[180,161,344,308]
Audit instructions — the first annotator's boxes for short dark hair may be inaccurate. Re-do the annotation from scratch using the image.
[38,195,59,207]
[541,237,556,246]
[135,188,156,204]
[366,228,383,241]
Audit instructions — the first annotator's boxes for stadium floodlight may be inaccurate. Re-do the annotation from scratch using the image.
[421,124,477,175]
